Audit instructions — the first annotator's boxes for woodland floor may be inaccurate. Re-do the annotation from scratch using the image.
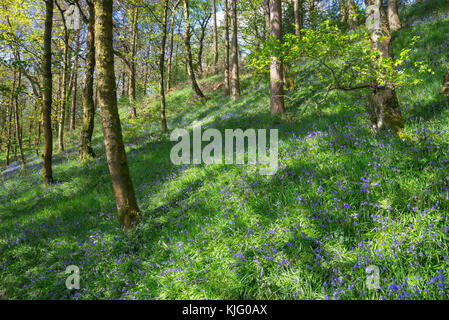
[1,1,449,300]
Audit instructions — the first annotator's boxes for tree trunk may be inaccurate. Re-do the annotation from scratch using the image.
[94,0,140,231]
[159,1,169,132]
[264,0,270,38]
[224,0,231,95]
[347,0,358,30]
[42,0,54,184]
[70,31,81,131]
[36,107,42,157]
[270,0,285,115]
[441,69,449,96]
[167,0,181,91]
[387,0,402,31]
[230,0,240,101]
[58,5,72,153]
[366,0,403,132]
[212,0,218,75]
[56,70,62,135]
[13,66,25,164]
[339,0,347,23]
[197,15,211,76]
[129,4,138,117]
[121,63,127,97]
[6,73,14,167]
[293,0,303,37]
[183,0,205,98]
[80,1,96,160]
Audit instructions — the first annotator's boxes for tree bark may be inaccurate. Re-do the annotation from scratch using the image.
[264,0,270,38]
[212,0,218,75]
[270,0,285,115]
[128,3,138,117]
[80,1,96,160]
[167,0,181,91]
[159,1,169,132]
[366,0,404,132]
[57,3,72,152]
[183,0,205,98]
[70,31,81,131]
[6,73,14,167]
[224,0,231,95]
[42,0,54,184]
[347,0,358,30]
[13,66,25,164]
[94,0,140,231]
[197,14,211,76]
[293,0,303,37]
[339,0,347,23]
[387,0,402,31]
[230,0,240,100]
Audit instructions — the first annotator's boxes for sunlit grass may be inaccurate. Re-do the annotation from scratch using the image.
[1,2,449,300]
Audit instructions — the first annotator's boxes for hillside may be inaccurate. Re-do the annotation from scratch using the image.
[1,0,449,300]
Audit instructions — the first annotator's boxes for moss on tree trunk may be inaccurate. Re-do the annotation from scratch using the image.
[94,0,140,231]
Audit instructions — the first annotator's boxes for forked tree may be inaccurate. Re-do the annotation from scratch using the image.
[224,0,231,95]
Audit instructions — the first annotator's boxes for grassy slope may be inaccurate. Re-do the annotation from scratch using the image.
[1,0,449,300]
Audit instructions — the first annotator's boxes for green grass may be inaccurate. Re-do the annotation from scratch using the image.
[1,1,449,300]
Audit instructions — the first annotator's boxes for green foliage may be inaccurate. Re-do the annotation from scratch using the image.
[249,20,431,96]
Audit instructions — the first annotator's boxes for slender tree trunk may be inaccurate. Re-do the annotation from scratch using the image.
[80,1,96,160]
[441,69,449,96]
[387,0,402,31]
[159,1,169,132]
[120,61,126,97]
[56,71,62,134]
[347,0,358,30]
[224,0,231,95]
[183,0,205,98]
[293,0,303,37]
[143,61,148,95]
[58,24,71,152]
[339,0,347,23]
[36,108,42,157]
[94,0,140,231]
[13,66,25,164]
[270,0,285,115]
[212,0,218,75]
[129,4,138,117]
[230,0,240,100]
[121,63,126,97]
[70,31,81,131]
[55,2,73,153]
[29,104,35,148]
[197,16,211,76]
[264,0,270,38]
[6,74,14,166]
[42,0,54,184]
[14,142,17,162]
[167,0,181,91]
[366,0,403,132]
